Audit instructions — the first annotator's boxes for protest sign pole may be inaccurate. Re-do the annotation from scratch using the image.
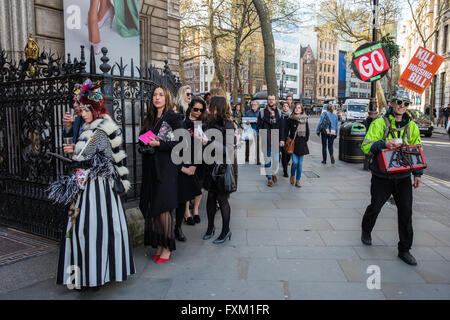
[369,0,379,116]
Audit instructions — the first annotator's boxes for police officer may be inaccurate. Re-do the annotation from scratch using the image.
[360,92,422,266]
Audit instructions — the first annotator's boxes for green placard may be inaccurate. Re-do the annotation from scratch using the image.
[354,43,382,58]
[370,75,381,82]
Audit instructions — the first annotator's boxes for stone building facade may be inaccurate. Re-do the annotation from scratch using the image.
[315,32,339,104]
[0,0,181,74]
[299,45,316,103]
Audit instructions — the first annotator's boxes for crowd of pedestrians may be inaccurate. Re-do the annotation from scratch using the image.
[52,82,426,292]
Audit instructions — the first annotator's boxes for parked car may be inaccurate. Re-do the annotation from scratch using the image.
[406,109,434,137]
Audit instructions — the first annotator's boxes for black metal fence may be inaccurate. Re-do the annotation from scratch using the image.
[0,45,182,240]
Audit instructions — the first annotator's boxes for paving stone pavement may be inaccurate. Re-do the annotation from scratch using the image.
[0,140,449,300]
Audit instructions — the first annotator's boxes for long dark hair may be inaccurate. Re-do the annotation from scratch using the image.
[207,96,233,127]
[141,86,173,134]
[186,96,207,122]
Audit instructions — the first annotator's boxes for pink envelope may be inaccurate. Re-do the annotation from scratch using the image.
[139,130,157,144]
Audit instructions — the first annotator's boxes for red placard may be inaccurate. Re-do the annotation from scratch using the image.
[398,47,444,95]
[354,48,390,81]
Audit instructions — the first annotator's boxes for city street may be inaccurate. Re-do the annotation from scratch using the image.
[1,132,449,300]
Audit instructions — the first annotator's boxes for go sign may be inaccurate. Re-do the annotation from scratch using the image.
[351,42,391,82]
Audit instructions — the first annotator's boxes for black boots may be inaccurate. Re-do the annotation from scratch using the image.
[398,251,417,266]
[174,227,186,242]
[361,231,372,245]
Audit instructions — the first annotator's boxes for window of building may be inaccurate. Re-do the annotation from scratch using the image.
[320,41,322,49]
[332,77,334,84]
[204,66,208,75]
[327,77,330,84]
[440,72,446,105]
[333,65,335,73]
[328,88,330,96]
[319,63,322,71]
[328,65,330,72]
[444,25,448,53]
[205,81,209,92]
[332,88,334,97]
[320,52,322,59]
[319,88,322,96]
[210,66,214,74]
[319,75,322,84]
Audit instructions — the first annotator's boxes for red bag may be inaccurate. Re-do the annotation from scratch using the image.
[377,145,426,173]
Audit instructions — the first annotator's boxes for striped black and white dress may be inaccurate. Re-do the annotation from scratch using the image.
[56,115,135,288]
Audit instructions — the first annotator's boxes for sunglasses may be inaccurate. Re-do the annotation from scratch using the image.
[192,107,203,112]
[186,93,193,96]
[396,100,410,107]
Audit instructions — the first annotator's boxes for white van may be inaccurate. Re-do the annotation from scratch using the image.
[341,99,369,122]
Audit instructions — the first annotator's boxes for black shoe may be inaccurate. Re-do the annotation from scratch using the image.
[398,251,417,266]
[193,215,201,224]
[212,230,232,244]
[283,172,289,178]
[331,156,335,164]
[185,216,195,225]
[203,227,215,240]
[174,227,186,242]
[321,160,326,164]
[361,231,372,245]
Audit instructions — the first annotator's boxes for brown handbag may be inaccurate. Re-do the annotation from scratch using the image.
[284,130,297,155]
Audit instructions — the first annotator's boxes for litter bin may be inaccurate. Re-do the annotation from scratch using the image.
[339,122,366,163]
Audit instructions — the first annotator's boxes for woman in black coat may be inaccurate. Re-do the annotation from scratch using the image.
[139,86,184,264]
[285,103,309,188]
[201,96,238,244]
[174,97,207,241]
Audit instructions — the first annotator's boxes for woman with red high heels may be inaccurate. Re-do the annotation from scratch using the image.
[139,87,184,263]
[88,0,139,55]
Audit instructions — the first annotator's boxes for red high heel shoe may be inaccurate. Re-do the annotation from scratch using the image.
[156,252,171,264]
[152,254,160,261]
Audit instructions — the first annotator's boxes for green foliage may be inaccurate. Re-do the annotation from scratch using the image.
[380,33,400,61]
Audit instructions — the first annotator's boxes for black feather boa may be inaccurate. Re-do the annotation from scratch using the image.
[47,150,117,205]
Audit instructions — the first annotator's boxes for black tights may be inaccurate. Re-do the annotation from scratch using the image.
[175,202,187,229]
[206,191,230,238]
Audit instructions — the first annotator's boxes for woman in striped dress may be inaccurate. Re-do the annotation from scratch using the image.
[49,80,135,289]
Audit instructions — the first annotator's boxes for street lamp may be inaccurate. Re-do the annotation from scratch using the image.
[280,62,285,98]
[369,0,379,116]
[202,60,207,93]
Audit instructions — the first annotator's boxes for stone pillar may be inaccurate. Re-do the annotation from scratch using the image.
[0,0,35,62]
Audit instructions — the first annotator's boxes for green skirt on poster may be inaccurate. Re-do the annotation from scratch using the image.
[113,0,139,38]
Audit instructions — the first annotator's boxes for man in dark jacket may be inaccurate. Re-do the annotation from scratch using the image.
[245,100,261,164]
[257,94,284,187]
[62,99,85,144]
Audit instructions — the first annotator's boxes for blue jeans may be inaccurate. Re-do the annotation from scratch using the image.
[290,154,304,180]
[264,144,280,180]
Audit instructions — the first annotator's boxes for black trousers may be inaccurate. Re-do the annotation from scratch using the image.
[245,135,260,164]
[321,133,335,162]
[362,175,414,252]
[281,149,291,174]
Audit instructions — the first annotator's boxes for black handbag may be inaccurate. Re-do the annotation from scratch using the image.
[211,164,237,193]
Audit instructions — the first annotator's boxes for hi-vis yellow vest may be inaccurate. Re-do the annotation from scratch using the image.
[361,114,421,155]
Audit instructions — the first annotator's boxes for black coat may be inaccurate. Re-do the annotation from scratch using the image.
[202,121,238,194]
[177,117,202,203]
[286,117,310,157]
[139,110,184,218]
[257,106,284,146]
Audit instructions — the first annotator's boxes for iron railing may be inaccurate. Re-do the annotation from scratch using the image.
[0,45,182,240]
